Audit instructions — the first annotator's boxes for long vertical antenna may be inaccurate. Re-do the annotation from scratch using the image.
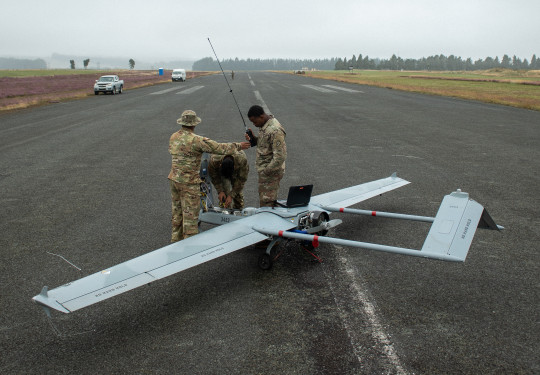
[207,38,247,130]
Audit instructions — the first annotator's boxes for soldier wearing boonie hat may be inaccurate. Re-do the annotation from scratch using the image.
[176,109,201,127]
[168,110,250,242]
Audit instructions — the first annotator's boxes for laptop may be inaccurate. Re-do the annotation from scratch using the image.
[275,185,313,208]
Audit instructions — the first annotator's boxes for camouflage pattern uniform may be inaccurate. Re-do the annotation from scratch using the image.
[168,110,244,242]
[208,151,249,209]
[252,116,287,206]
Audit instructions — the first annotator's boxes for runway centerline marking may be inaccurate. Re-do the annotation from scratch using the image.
[324,246,407,374]
[253,90,271,115]
[302,84,337,93]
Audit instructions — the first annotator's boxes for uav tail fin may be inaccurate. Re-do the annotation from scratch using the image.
[421,190,500,262]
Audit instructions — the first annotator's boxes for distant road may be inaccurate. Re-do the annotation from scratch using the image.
[1,72,539,374]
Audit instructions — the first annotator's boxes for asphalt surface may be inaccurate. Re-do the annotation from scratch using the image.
[1,72,538,374]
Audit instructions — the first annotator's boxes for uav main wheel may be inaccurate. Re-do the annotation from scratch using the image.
[258,253,272,270]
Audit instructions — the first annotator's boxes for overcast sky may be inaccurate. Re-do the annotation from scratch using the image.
[2,0,539,64]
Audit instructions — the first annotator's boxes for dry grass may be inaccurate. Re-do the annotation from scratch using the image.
[4,69,539,112]
[0,70,215,111]
[286,69,540,111]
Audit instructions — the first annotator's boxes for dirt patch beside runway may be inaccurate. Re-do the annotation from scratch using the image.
[0,70,214,111]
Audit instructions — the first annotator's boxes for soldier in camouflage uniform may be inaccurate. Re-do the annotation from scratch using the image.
[168,110,250,242]
[245,105,287,207]
[208,151,249,209]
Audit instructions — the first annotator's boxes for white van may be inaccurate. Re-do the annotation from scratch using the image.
[172,69,186,82]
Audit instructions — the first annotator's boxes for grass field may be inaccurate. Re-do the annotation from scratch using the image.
[0,69,213,111]
[1,69,539,112]
[290,69,540,111]
[0,69,107,77]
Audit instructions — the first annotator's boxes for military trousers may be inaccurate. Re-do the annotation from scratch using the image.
[258,171,283,207]
[169,180,201,242]
[224,191,244,210]
[232,192,245,209]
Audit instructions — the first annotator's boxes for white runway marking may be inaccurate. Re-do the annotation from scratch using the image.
[325,246,407,374]
[46,251,81,271]
[254,90,271,114]
[322,85,364,93]
[392,154,423,159]
[302,84,337,93]
[149,87,184,95]
[177,85,204,94]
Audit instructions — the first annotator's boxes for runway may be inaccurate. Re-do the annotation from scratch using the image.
[1,72,538,374]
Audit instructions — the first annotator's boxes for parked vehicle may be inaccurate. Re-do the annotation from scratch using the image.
[94,75,124,95]
[172,69,186,82]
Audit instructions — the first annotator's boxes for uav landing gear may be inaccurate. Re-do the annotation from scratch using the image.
[257,237,283,270]
[256,235,324,269]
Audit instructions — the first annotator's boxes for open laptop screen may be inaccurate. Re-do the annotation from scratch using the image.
[285,185,313,207]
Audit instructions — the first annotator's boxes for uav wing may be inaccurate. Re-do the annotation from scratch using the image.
[310,173,410,209]
[33,212,296,314]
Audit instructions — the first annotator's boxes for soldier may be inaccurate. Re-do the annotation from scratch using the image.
[168,110,250,242]
[245,105,287,207]
[208,151,249,209]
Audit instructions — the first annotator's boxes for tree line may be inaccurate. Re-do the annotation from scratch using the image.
[336,53,539,71]
[193,53,539,71]
[193,57,337,71]
[0,57,47,69]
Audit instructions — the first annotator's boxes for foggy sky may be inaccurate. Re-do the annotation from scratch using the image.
[2,0,539,65]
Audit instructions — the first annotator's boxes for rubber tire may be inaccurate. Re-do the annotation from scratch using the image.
[258,253,272,270]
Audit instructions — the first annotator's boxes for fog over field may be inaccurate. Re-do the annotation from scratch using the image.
[1,0,539,69]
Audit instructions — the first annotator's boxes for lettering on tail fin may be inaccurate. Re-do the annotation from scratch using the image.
[461,218,472,239]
